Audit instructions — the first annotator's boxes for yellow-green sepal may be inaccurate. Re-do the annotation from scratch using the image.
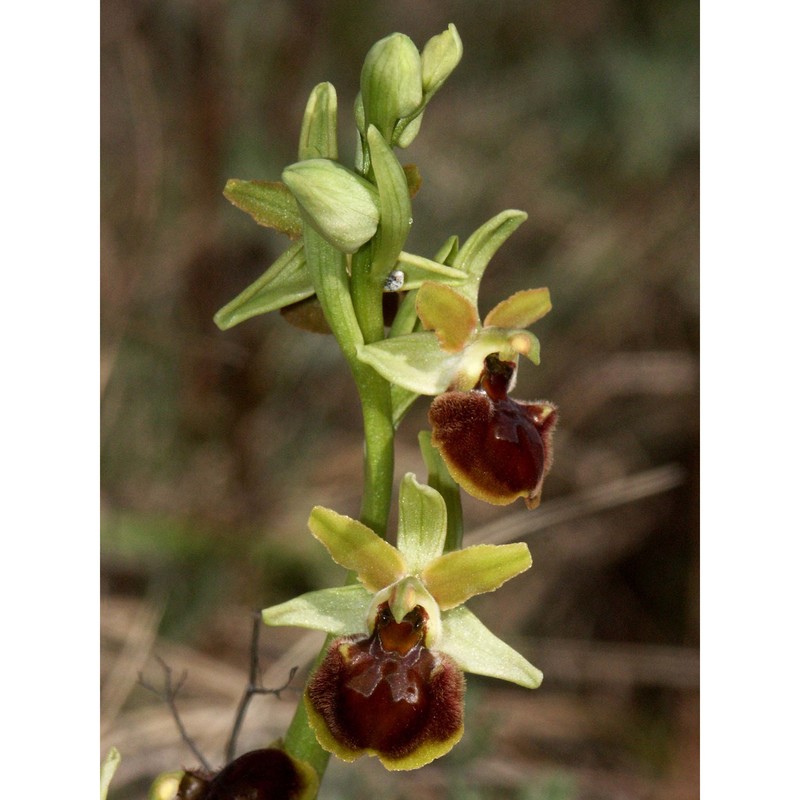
[396,473,447,572]
[262,584,372,635]
[357,332,460,395]
[439,605,543,689]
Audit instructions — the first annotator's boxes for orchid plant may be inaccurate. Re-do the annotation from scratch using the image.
[146,24,558,799]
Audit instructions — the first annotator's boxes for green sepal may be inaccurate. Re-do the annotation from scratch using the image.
[357,332,459,395]
[101,747,121,800]
[308,506,406,592]
[396,473,447,572]
[283,160,380,254]
[452,210,528,304]
[223,179,303,239]
[484,288,552,329]
[422,542,532,610]
[439,605,543,689]
[299,82,338,160]
[213,242,312,330]
[416,282,478,352]
[262,584,372,635]
[360,33,423,142]
[366,125,412,278]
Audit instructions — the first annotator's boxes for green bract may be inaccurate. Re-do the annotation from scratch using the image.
[282,159,381,254]
[262,473,542,690]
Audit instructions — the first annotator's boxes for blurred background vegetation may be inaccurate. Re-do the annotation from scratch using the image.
[101,1,698,798]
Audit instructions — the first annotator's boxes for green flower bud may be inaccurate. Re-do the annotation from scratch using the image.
[421,23,463,96]
[360,33,423,141]
[282,159,380,254]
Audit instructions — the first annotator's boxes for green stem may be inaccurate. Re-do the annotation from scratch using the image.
[283,226,395,790]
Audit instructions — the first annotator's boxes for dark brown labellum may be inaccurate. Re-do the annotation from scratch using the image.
[429,355,557,508]
[306,604,464,765]
[177,749,311,800]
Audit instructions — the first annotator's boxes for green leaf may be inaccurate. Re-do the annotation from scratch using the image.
[262,584,372,635]
[101,747,121,800]
[452,210,528,303]
[308,506,406,592]
[223,180,303,238]
[439,606,543,688]
[416,281,478,352]
[283,160,380,254]
[396,474,447,572]
[484,288,552,329]
[213,242,313,330]
[422,543,532,610]
[357,332,460,395]
[299,82,338,160]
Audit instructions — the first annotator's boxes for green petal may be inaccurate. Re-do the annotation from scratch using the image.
[396,474,447,571]
[357,332,461,395]
[452,210,528,304]
[223,180,303,239]
[416,282,478,352]
[439,606,543,688]
[261,585,372,635]
[308,506,406,591]
[484,288,552,329]
[213,242,313,330]
[422,543,531,610]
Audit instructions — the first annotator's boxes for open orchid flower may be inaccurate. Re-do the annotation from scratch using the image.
[261,474,542,770]
[357,279,552,396]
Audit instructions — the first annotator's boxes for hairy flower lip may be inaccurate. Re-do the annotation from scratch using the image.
[429,354,558,509]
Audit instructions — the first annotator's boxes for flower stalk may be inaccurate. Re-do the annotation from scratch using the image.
[157,23,561,798]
